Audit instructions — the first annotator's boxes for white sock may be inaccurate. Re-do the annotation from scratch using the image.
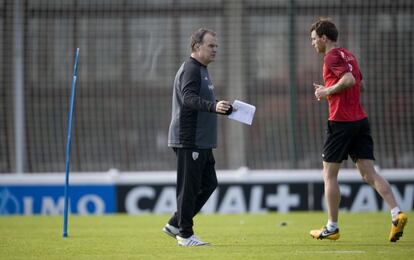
[326,221,338,232]
[391,207,401,219]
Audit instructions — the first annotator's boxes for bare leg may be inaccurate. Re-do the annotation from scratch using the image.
[356,159,398,209]
[323,161,342,222]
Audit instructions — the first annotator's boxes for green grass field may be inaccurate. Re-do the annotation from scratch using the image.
[0,212,412,259]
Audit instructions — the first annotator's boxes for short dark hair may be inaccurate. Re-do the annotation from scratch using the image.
[310,18,338,42]
[190,28,216,52]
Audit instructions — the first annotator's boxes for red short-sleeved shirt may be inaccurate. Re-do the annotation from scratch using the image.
[323,48,367,121]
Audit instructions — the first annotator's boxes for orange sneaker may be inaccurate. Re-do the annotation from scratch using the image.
[310,226,340,240]
[389,212,408,242]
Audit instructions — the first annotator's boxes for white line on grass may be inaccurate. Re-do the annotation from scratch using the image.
[296,250,365,254]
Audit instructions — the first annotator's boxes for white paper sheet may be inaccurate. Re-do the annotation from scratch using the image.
[228,100,256,125]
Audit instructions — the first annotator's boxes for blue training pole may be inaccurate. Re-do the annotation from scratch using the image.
[63,48,80,238]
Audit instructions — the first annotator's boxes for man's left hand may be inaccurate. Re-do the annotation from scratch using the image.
[216,100,232,114]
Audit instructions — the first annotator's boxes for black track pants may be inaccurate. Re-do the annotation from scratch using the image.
[168,148,218,238]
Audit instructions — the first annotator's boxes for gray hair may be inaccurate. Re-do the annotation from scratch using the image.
[190,28,216,52]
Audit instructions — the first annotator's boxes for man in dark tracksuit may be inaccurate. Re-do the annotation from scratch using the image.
[163,28,232,247]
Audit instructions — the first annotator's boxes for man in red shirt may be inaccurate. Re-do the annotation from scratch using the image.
[309,18,407,242]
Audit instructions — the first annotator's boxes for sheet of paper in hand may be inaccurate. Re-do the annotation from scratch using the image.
[228,100,256,125]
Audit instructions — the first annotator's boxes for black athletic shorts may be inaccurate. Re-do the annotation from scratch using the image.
[322,118,375,163]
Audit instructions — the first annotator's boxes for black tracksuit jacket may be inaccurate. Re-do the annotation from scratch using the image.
[168,57,217,149]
